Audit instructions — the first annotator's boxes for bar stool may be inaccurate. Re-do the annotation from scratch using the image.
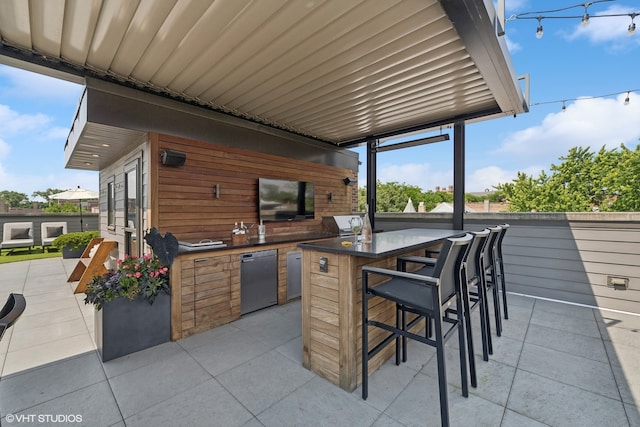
[483,226,503,337]
[397,229,491,384]
[361,234,472,427]
[495,224,510,319]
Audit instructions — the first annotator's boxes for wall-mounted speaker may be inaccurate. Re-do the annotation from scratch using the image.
[161,149,186,166]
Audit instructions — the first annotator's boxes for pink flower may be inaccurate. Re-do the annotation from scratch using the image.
[135,272,142,278]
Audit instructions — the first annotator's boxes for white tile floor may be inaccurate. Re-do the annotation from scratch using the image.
[0,257,639,426]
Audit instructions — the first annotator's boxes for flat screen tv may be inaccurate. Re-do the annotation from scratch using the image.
[258,178,315,222]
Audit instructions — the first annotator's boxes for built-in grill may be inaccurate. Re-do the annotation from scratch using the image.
[322,215,363,236]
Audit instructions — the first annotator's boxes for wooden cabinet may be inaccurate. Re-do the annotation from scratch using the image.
[170,239,328,340]
[172,253,240,339]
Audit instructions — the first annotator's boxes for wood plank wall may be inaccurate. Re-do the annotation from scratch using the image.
[149,133,357,243]
[376,213,640,314]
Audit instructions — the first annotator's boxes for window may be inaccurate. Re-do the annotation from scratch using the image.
[124,159,141,256]
[107,179,115,229]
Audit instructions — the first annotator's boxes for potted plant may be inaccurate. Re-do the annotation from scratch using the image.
[52,231,100,258]
[84,228,178,361]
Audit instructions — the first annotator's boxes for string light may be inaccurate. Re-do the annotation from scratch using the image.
[581,2,590,27]
[531,89,637,111]
[536,17,544,39]
[506,1,639,39]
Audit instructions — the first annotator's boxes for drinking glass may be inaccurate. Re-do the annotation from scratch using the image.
[349,216,363,245]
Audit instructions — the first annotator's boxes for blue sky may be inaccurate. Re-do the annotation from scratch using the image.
[0,0,638,198]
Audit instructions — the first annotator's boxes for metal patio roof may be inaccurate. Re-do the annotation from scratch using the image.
[0,0,527,148]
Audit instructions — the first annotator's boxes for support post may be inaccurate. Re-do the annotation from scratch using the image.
[366,139,377,230]
[453,121,465,230]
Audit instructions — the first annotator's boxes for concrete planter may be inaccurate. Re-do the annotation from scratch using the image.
[95,292,170,362]
[62,245,86,259]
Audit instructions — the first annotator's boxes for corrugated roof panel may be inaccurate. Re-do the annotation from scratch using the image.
[149,0,258,88]
[129,0,216,82]
[203,0,401,106]
[29,0,65,57]
[249,27,462,118]
[188,1,364,101]
[0,0,31,49]
[109,0,178,76]
[60,0,102,66]
[168,0,299,92]
[86,0,140,70]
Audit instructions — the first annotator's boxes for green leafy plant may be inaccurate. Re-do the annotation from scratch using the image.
[84,253,170,310]
[51,231,99,250]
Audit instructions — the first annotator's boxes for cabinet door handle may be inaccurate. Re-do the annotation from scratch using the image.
[195,258,208,262]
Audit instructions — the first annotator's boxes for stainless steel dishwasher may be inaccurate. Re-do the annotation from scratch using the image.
[240,249,278,315]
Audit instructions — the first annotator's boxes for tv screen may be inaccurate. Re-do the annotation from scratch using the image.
[259,178,315,222]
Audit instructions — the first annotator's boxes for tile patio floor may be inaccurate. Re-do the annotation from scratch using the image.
[0,257,638,426]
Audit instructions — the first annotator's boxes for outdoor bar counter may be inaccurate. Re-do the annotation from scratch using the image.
[297,228,461,392]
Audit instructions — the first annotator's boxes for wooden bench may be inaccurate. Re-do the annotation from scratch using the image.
[68,238,118,294]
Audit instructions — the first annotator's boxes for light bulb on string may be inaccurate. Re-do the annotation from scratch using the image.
[581,12,590,26]
[536,17,544,39]
[580,1,593,27]
[561,101,566,112]
[629,14,637,36]
[624,92,630,106]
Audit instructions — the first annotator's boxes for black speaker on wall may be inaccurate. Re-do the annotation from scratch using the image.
[161,149,186,166]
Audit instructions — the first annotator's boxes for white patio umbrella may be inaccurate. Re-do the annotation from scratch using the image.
[50,186,99,231]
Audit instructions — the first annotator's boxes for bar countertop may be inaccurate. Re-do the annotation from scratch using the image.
[177,232,337,254]
[297,228,463,258]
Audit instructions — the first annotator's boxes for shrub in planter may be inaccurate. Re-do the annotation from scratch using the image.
[52,231,100,258]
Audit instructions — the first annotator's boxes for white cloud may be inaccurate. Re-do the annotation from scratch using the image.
[0,137,10,159]
[373,162,452,192]
[467,166,513,192]
[505,35,522,53]
[466,164,547,192]
[0,65,83,101]
[495,92,640,163]
[42,126,72,141]
[0,104,52,138]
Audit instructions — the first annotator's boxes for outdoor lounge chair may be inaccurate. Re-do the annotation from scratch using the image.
[40,221,67,251]
[0,222,35,255]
